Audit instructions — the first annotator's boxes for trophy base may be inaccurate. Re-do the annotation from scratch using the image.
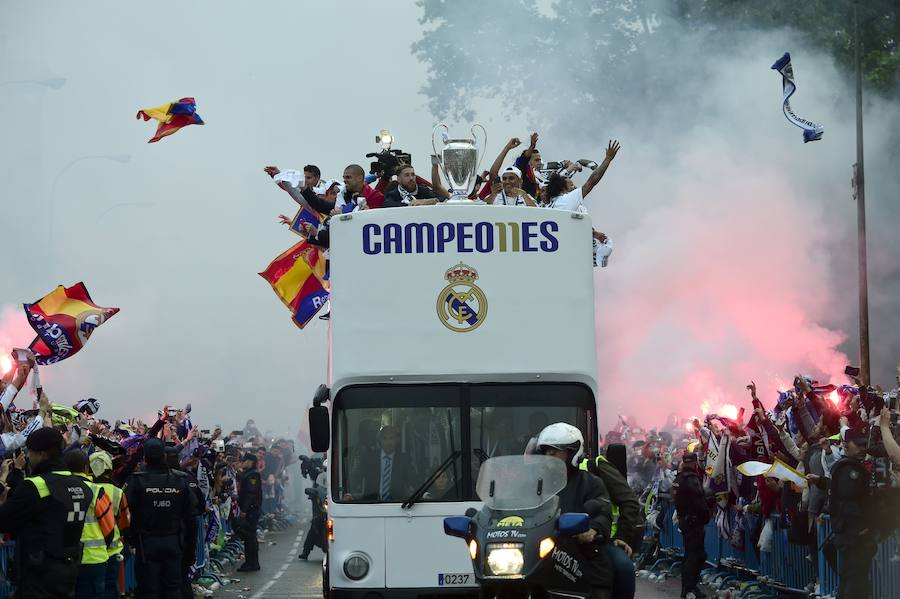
[443,192,479,205]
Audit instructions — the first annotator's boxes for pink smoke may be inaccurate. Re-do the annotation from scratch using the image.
[595,160,850,427]
[0,305,35,366]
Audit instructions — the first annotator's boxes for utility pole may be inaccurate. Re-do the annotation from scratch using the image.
[853,0,871,385]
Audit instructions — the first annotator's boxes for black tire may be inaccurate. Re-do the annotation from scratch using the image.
[322,552,330,599]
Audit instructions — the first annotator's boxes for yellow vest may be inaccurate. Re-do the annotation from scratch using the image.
[579,456,620,538]
[98,481,124,557]
[75,474,109,564]
[23,470,73,497]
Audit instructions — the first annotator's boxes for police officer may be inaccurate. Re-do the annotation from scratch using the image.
[64,450,115,599]
[673,452,709,599]
[236,452,263,572]
[829,427,876,599]
[166,445,206,599]
[0,427,93,598]
[125,438,197,599]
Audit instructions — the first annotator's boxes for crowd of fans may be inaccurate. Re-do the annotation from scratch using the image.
[265,131,620,268]
[607,372,900,596]
[0,353,308,597]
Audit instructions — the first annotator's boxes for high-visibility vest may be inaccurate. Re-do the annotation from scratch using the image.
[97,481,125,557]
[579,456,620,538]
[75,474,110,564]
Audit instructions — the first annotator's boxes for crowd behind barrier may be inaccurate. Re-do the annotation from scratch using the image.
[645,500,900,598]
[0,351,315,598]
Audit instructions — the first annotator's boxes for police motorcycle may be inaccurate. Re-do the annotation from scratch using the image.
[444,455,597,599]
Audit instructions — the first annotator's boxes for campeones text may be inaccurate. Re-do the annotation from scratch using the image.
[362,221,560,255]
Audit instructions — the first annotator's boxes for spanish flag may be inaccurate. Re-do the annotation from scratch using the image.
[24,283,119,365]
[259,241,329,329]
[136,97,204,143]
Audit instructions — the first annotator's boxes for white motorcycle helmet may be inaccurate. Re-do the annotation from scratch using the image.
[536,422,584,467]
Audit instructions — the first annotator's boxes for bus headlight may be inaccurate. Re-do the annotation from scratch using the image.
[486,543,524,576]
[343,553,370,580]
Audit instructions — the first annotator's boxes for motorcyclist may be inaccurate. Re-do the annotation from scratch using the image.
[536,423,614,599]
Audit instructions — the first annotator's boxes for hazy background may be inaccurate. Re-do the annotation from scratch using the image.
[1,0,898,434]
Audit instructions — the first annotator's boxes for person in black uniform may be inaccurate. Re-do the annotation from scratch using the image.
[0,427,93,598]
[829,427,875,599]
[236,452,263,572]
[673,452,709,599]
[166,444,206,599]
[125,438,197,599]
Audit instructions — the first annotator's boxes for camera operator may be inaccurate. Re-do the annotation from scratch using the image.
[298,455,327,560]
[383,165,438,207]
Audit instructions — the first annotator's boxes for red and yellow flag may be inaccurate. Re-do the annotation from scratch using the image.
[136,97,204,143]
[259,241,329,329]
[24,283,119,365]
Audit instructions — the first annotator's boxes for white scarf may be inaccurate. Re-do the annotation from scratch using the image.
[398,185,418,205]
[771,52,823,143]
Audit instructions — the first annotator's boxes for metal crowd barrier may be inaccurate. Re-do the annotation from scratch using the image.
[0,541,14,598]
[652,501,900,598]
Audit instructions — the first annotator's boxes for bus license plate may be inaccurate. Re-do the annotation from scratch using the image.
[438,573,472,586]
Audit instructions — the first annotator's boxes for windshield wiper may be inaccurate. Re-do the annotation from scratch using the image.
[401,450,462,510]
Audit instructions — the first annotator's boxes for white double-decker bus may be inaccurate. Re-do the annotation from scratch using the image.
[308,204,600,599]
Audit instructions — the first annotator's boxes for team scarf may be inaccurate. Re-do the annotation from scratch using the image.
[771,52,824,143]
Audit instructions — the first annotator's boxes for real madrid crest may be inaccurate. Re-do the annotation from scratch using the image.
[436,262,487,332]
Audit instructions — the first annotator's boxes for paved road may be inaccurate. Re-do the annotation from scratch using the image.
[216,524,687,598]
[217,523,325,599]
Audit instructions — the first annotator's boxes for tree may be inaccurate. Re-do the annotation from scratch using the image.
[413,0,899,130]
[675,0,900,91]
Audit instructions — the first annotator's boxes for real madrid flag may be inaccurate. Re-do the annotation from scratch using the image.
[259,240,329,329]
[24,282,119,365]
[771,52,823,143]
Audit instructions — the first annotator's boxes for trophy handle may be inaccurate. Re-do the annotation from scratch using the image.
[471,123,488,177]
[431,123,449,160]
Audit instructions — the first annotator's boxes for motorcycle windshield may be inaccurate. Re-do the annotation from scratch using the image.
[475,455,567,510]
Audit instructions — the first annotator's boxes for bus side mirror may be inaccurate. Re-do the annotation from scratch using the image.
[309,384,331,453]
[557,513,590,536]
[443,516,473,539]
[309,405,330,452]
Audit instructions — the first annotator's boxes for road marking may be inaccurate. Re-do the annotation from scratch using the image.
[250,528,307,599]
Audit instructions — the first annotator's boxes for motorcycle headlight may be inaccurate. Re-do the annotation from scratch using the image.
[343,553,370,580]
[486,543,524,576]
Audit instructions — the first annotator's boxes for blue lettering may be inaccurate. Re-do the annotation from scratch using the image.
[383,223,402,254]
[436,222,455,253]
[404,222,435,253]
[362,224,381,255]
[539,221,559,252]
[522,222,538,252]
[474,222,493,253]
[456,223,473,253]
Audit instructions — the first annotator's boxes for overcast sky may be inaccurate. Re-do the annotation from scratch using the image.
[2,1,899,434]
[0,0,506,437]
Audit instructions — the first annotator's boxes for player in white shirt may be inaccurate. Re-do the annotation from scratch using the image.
[545,140,620,212]
[486,166,537,206]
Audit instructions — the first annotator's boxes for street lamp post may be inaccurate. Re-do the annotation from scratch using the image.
[0,78,67,90]
[47,154,132,271]
[852,0,871,385]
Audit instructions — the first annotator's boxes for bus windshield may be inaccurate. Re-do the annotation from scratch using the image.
[334,383,594,503]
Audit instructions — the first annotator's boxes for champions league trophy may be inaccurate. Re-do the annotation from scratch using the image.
[432,123,487,203]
